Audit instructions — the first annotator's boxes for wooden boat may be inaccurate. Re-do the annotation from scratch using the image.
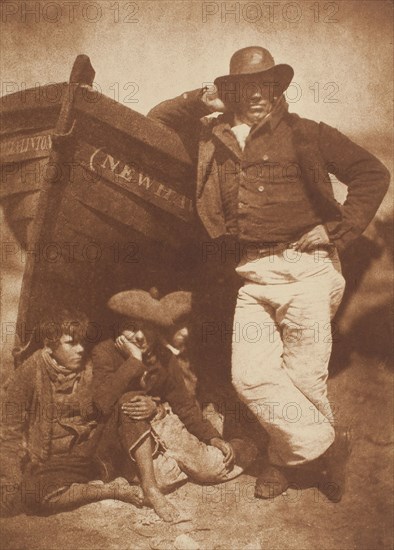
[0,55,199,355]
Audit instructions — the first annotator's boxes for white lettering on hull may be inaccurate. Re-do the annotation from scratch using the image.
[88,148,193,217]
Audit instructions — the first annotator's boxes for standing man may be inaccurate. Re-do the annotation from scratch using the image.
[148,46,390,501]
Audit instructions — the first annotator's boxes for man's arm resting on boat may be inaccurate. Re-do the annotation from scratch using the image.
[147,88,213,132]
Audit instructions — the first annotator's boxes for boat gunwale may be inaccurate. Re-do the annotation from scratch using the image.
[1,84,194,168]
[0,83,66,113]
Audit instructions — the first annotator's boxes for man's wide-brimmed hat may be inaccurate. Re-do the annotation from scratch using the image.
[107,290,192,329]
[214,46,294,98]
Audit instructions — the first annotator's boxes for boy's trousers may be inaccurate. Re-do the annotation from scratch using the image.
[150,406,243,489]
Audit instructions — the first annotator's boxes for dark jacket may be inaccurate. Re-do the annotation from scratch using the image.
[91,339,221,443]
[148,89,390,251]
[0,350,94,484]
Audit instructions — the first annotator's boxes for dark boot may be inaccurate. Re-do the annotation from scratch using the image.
[254,463,289,499]
[318,426,352,502]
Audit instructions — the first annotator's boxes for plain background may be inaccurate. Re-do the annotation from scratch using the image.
[1,0,393,138]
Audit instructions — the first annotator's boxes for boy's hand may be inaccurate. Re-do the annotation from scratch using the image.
[201,85,226,114]
[210,437,235,470]
[115,335,143,361]
[121,395,159,421]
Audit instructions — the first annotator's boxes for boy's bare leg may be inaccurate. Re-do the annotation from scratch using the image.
[43,480,144,512]
[132,435,180,522]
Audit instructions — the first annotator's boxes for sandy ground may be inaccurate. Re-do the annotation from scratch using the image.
[0,352,392,550]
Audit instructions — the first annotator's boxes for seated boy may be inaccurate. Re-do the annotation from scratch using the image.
[0,308,143,516]
[91,290,257,522]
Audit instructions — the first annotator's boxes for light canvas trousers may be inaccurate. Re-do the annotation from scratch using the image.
[232,247,346,466]
[137,406,243,491]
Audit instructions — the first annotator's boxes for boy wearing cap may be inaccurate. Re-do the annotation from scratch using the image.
[91,290,255,522]
[148,46,390,501]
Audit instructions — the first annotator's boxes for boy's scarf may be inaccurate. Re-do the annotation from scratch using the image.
[41,348,82,393]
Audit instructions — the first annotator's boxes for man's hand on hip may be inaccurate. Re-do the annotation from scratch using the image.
[291,224,331,252]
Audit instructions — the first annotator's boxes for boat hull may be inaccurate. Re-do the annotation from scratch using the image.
[0,66,199,348]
